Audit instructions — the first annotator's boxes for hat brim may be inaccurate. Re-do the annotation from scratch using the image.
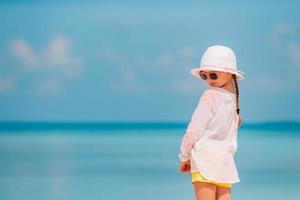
[190,66,245,80]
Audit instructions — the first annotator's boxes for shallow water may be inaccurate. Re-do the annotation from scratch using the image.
[0,129,299,200]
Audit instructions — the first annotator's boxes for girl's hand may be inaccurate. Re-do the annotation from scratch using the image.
[179,160,191,173]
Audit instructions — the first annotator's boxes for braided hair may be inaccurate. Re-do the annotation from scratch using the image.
[232,74,243,129]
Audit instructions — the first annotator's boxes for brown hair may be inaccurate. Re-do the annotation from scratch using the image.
[232,74,243,129]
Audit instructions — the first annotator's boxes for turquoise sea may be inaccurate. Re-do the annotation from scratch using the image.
[0,122,300,200]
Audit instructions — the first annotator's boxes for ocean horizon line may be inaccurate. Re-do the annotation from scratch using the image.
[0,120,299,132]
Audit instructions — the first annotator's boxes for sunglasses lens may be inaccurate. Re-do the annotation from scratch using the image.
[209,73,218,80]
[199,73,207,80]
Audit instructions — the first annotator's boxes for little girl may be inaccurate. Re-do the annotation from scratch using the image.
[178,45,245,200]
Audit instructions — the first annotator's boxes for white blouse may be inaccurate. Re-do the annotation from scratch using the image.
[178,85,240,184]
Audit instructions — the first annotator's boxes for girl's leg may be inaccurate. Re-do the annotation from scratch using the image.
[216,186,231,200]
[193,181,217,200]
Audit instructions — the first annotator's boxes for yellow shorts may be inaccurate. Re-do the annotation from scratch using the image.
[191,171,232,188]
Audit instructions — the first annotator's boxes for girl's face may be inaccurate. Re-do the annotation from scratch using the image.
[199,70,233,87]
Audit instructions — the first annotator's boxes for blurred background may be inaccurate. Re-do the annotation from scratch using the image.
[1,1,300,200]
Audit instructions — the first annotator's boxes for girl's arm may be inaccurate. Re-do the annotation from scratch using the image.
[178,90,214,162]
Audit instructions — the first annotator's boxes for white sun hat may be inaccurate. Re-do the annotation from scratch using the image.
[190,45,245,80]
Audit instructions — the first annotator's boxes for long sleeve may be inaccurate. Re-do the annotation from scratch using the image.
[178,90,214,162]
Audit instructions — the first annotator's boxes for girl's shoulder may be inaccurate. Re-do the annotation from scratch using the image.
[199,87,229,108]
[207,86,236,98]
[200,87,221,101]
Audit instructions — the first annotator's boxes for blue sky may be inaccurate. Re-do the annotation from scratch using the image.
[0,1,300,123]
